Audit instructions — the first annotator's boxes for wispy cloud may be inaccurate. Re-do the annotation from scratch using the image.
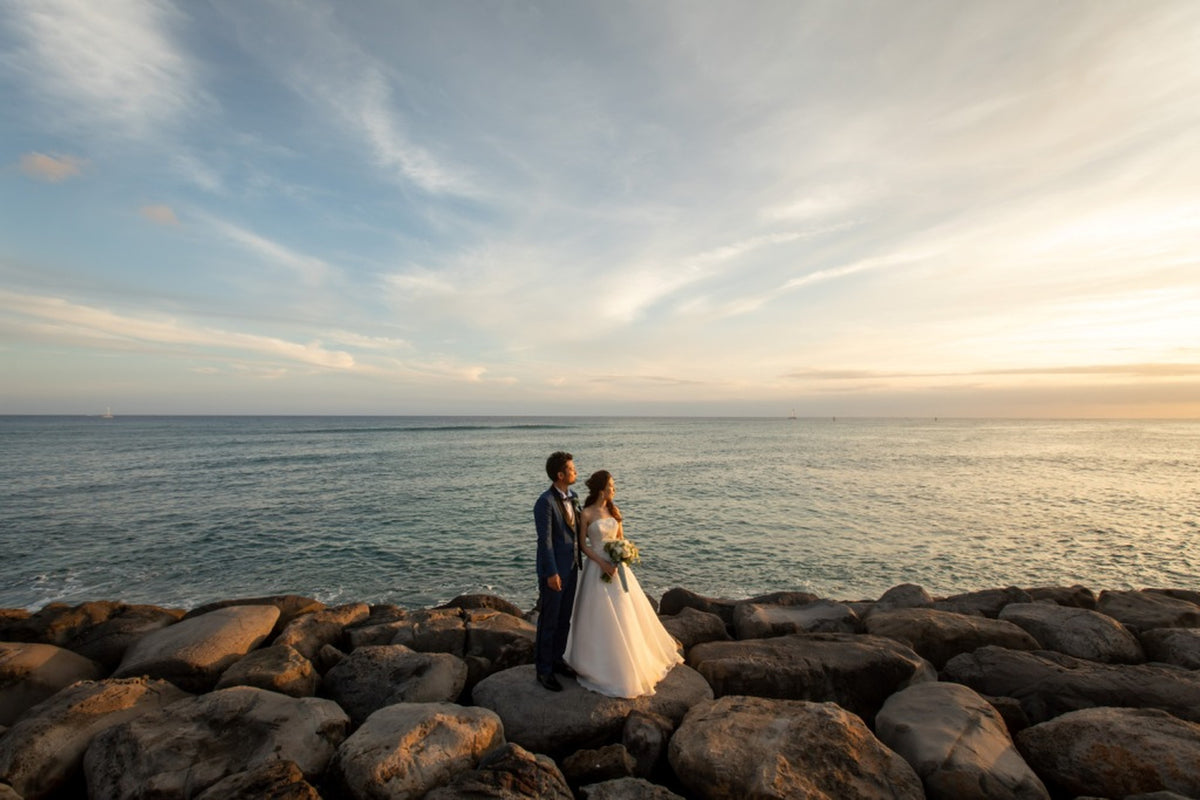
[18,152,86,182]
[201,215,332,285]
[139,204,179,226]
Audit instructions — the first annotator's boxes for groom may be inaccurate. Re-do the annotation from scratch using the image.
[533,450,582,691]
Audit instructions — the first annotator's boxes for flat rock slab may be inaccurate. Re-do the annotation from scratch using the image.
[82,686,348,800]
[669,695,923,800]
[999,602,1144,663]
[0,642,106,726]
[1017,707,1200,799]
[473,664,711,759]
[0,677,189,800]
[1097,591,1200,632]
[865,608,1041,669]
[943,645,1200,725]
[733,599,860,639]
[114,605,280,692]
[687,632,935,723]
[876,681,1049,800]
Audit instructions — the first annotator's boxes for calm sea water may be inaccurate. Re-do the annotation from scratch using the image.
[1,416,1197,612]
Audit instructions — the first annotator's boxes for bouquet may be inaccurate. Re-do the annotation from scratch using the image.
[602,538,640,592]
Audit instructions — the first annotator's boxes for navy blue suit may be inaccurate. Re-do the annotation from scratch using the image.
[534,485,581,676]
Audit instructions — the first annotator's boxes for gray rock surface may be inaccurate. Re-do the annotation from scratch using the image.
[192,759,321,800]
[669,695,923,799]
[876,681,1049,800]
[113,605,280,691]
[999,602,1144,663]
[0,643,106,726]
[215,643,319,697]
[1017,707,1200,798]
[933,587,1033,618]
[733,599,860,639]
[865,607,1041,669]
[1141,628,1200,669]
[321,644,468,725]
[561,744,637,788]
[873,583,935,613]
[1024,585,1097,609]
[621,710,673,779]
[579,777,686,800]
[82,686,348,800]
[1097,591,1200,632]
[422,741,572,800]
[658,607,730,650]
[473,664,711,758]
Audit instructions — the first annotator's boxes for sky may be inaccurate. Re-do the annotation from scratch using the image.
[2,1,1198,418]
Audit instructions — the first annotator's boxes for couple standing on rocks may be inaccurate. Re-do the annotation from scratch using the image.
[533,451,682,697]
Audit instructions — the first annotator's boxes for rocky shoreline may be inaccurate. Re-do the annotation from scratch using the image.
[2,584,1200,799]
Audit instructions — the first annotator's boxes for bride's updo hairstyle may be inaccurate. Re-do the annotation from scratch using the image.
[583,470,622,520]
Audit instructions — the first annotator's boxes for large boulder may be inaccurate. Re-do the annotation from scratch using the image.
[437,594,526,618]
[621,710,674,779]
[215,644,319,697]
[875,681,1049,800]
[561,744,637,789]
[462,609,536,685]
[321,645,468,725]
[1141,628,1200,669]
[659,588,818,628]
[669,695,923,799]
[82,686,348,800]
[872,583,934,613]
[330,702,504,800]
[1097,591,1200,633]
[732,600,860,639]
[274,603,371,661]
[113,605,279,691]
[184,595,325,639]
[0,677,188,800]
[1017,707,1200,798]
[64,605,183,669]
[0,643,106,725]
[864,608,1041,669]
[933,587,1033,618]
[658,608,730,650]
[687,633,934,722]
[422,741,571,800]
[193,759,321,800]
[998,602,1144,663]
[473,665,711,758]
[1024,585,1097,609]
[579,777,686,799]
[943,645,1200,724]
[389,608,468,655]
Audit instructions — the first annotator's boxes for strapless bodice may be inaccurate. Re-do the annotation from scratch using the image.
[587,517,620,548]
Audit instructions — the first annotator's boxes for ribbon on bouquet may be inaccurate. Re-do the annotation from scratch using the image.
[616,562,629,593]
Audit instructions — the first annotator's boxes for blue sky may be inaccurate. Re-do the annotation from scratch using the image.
[2,1,1198,417]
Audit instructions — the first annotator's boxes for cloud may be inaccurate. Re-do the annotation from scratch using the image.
[201,216,331,285]
[139,204,179,225]
[18,152,86,182]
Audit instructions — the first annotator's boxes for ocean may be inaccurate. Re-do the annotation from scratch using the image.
[1,416,1197,613]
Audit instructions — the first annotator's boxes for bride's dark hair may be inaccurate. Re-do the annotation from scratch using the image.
[583,470,622,520]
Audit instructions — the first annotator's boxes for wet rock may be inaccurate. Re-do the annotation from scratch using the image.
[191,759,321,800]
[1141,628,1200,670]
[113,605,279,692]
[473,664,711,759]
[330,702,503,800]
[999,602,1144,663]
[423,741,572,800]
[274,603,371,661]
[733,599,861,639]
[578,777,686,800]
[1017,707,1200,798]
[0,643,106,726]
[215,644,319,697]
[872,583,935,613]
[82,686,348,800]
[865,608,1041,669]
[876,681,1049,800]
[1097,591,1200,633]
[321,644,468,725]
[669,695,923,799]
[1025,585,1097,609]
[934,586,1033,618]
[658,607,730,650]
[943,645,1200,724]
[688,632,934,722]
[0,677,188,800]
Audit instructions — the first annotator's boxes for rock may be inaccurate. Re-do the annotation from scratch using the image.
[345,606,410,648]
[191,759,321,800]
[215,644,319,697]
[1097,591,1200,633]
[184,595,325,639]
[1145,588,1200,608]
[389,608,468,656]
[658,607,730,650]
[330,701,504,800]
[865,608,1041,669]
[0,609,32,641]
[1025,585,1097,609]
[65,605,183,669]
[4,602,123,645]
[422,742,572,800]
[687,633,935,722]
[943,645,1200,724]
[0,677,188,800]
[733,599,861,639]
[316,644,347,674]
[321,645,468,725]
[875,681,1049,800]
[1017,707,1200,798]
[873,583,935,612]
[274,603,371,661]
[579,777,686,800]
[934,587,1033,618]
[562,744,637,788]
[463,609,536,685]
[998,602,1144,663]
[438,594,526,618]
[1142,628,1200,669]
[658,588,737,627]
[473,664,711,759]
[669,695,923,799]
[83,686,347,800]
[113,605,279,692]
[0,784,21,800]
[0,643,106,726]
[621,710,674,779]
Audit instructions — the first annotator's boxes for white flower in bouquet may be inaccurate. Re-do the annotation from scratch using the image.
[602,538,641,591]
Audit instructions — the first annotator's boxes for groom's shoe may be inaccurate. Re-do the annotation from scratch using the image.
[553,661,577,678]
[536,672,563,692]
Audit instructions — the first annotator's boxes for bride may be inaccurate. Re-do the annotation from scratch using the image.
[563,470,683,698]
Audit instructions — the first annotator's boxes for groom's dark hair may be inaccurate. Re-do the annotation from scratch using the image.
[546,451,573,481]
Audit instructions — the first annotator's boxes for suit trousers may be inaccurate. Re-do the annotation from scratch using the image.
[535,568,578,675]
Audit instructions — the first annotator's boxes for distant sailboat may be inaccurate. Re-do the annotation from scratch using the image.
[101,407,114,419]
[788,408,797,420]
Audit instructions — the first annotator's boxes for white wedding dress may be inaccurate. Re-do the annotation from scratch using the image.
[563,517,683,698]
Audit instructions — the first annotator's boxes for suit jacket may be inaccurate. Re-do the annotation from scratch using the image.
[534,486,582,584]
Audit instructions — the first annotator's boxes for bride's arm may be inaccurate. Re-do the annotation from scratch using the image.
[577,507,617,578]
